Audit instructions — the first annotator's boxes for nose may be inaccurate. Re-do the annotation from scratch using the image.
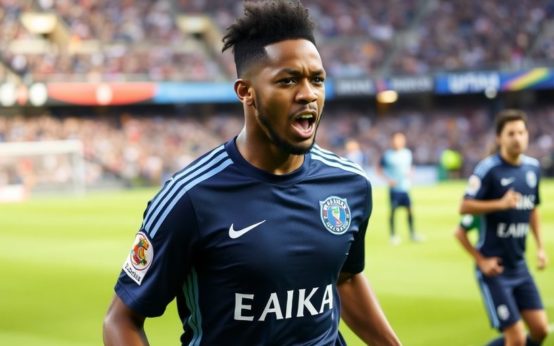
[296,79,318,104]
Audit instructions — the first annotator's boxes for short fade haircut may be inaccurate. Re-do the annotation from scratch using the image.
[222,0,316,77]
[494,109,528,135]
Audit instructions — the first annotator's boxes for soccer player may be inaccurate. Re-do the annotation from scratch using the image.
[377,132,422,245]
[102,1,401,345]
[458,109,549,346]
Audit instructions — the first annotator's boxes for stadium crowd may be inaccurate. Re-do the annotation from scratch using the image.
[1,0,224,82]
[392,0,554,75]
[1,106,553,188]
[1,0,554,190]
[2,0,554,82]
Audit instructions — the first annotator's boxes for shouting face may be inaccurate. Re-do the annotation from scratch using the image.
[245,39,326,155]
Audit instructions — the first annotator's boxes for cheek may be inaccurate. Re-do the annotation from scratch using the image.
[261,92,290,116]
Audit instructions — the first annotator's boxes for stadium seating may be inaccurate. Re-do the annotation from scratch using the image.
[1,0,554,189]
[2,0,553,81]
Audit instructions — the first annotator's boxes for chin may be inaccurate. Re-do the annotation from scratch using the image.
[283,139,316,155]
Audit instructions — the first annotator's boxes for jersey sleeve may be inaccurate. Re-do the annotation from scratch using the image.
[463,163,492,201]
[340,179,372,274]
[114,192,199,317]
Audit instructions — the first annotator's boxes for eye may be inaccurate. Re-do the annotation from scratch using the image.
[278,78,297,86]
[312,76,325,85]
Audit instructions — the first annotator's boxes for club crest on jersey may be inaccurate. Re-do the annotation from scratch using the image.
[526,171,537,188]
[320,196,351,235]
[123,232,154,285]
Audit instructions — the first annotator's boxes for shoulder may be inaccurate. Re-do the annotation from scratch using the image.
[473,154,502,178]
[166,144,234,189]
[310,144,370,183]
[521,155,540,168]
[141,144,233,234]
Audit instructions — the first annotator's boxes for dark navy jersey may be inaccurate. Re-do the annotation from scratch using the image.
[463,153,540,268]
[115,138,372,346]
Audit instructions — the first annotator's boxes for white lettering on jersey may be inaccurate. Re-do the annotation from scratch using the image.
[297,288,318,317]
[515,195,535,210]
[234,294,254,321]
[259,293,283,321]
[285,290,294,319]
[234,284,333,321]
[497,223,529,238]
[320,284,333,313]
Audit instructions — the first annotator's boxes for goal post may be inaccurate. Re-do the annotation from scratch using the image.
[0,140,86,200]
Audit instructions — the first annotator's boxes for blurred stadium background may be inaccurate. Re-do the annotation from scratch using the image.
[0,0,553,345]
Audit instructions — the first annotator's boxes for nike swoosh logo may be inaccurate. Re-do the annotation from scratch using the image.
[500,177,515,186]
[229,220,266,239]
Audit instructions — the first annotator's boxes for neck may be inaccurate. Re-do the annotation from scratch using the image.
[500,149,521,165]
[236,130,305,175]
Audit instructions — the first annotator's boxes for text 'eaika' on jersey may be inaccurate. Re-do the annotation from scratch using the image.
[115,138,373,346]
[463,153,541,268]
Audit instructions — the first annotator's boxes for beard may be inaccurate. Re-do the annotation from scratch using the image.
[258,111,317,155]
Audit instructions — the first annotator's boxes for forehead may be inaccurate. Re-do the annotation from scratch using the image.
[393,133,405,141]
[262,39,323,73]
[499,120,527,135]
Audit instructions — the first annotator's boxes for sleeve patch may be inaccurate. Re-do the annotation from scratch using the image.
[123,232,154,285]
[465,174,481,196]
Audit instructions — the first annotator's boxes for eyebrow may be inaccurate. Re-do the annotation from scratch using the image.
[278,68,325,76]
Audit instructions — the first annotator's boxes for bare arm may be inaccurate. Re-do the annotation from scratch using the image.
[459,188,519,214]
[453,226,503,276]
[103,295,149,346]
[338,272,401,346]
[529,208,548,270]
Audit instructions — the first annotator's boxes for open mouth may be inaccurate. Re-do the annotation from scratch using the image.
[293,113,316,132]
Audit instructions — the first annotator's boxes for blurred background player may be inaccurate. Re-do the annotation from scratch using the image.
[459,109,549,346]
[377,131,423,245]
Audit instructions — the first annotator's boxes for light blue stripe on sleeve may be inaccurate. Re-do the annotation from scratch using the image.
[149,159,233,238]
[142,145,225,232]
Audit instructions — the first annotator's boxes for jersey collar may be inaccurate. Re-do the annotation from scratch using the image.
[225,137,310,185]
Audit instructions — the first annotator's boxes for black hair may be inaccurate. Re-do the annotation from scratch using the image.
[222,0,316,77]
[494,109,528,135]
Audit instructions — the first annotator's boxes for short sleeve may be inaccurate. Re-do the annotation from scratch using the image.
[114,193,199,317]
[340,217,369,274]
[464,170,491,201]
[340,179,371,274]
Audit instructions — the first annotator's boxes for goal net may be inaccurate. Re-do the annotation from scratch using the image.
[0,140,86,201]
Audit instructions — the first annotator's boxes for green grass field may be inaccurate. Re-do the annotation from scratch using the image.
[1,181,553,346]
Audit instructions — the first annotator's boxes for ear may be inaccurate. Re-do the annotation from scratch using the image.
[234,79,255,107]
